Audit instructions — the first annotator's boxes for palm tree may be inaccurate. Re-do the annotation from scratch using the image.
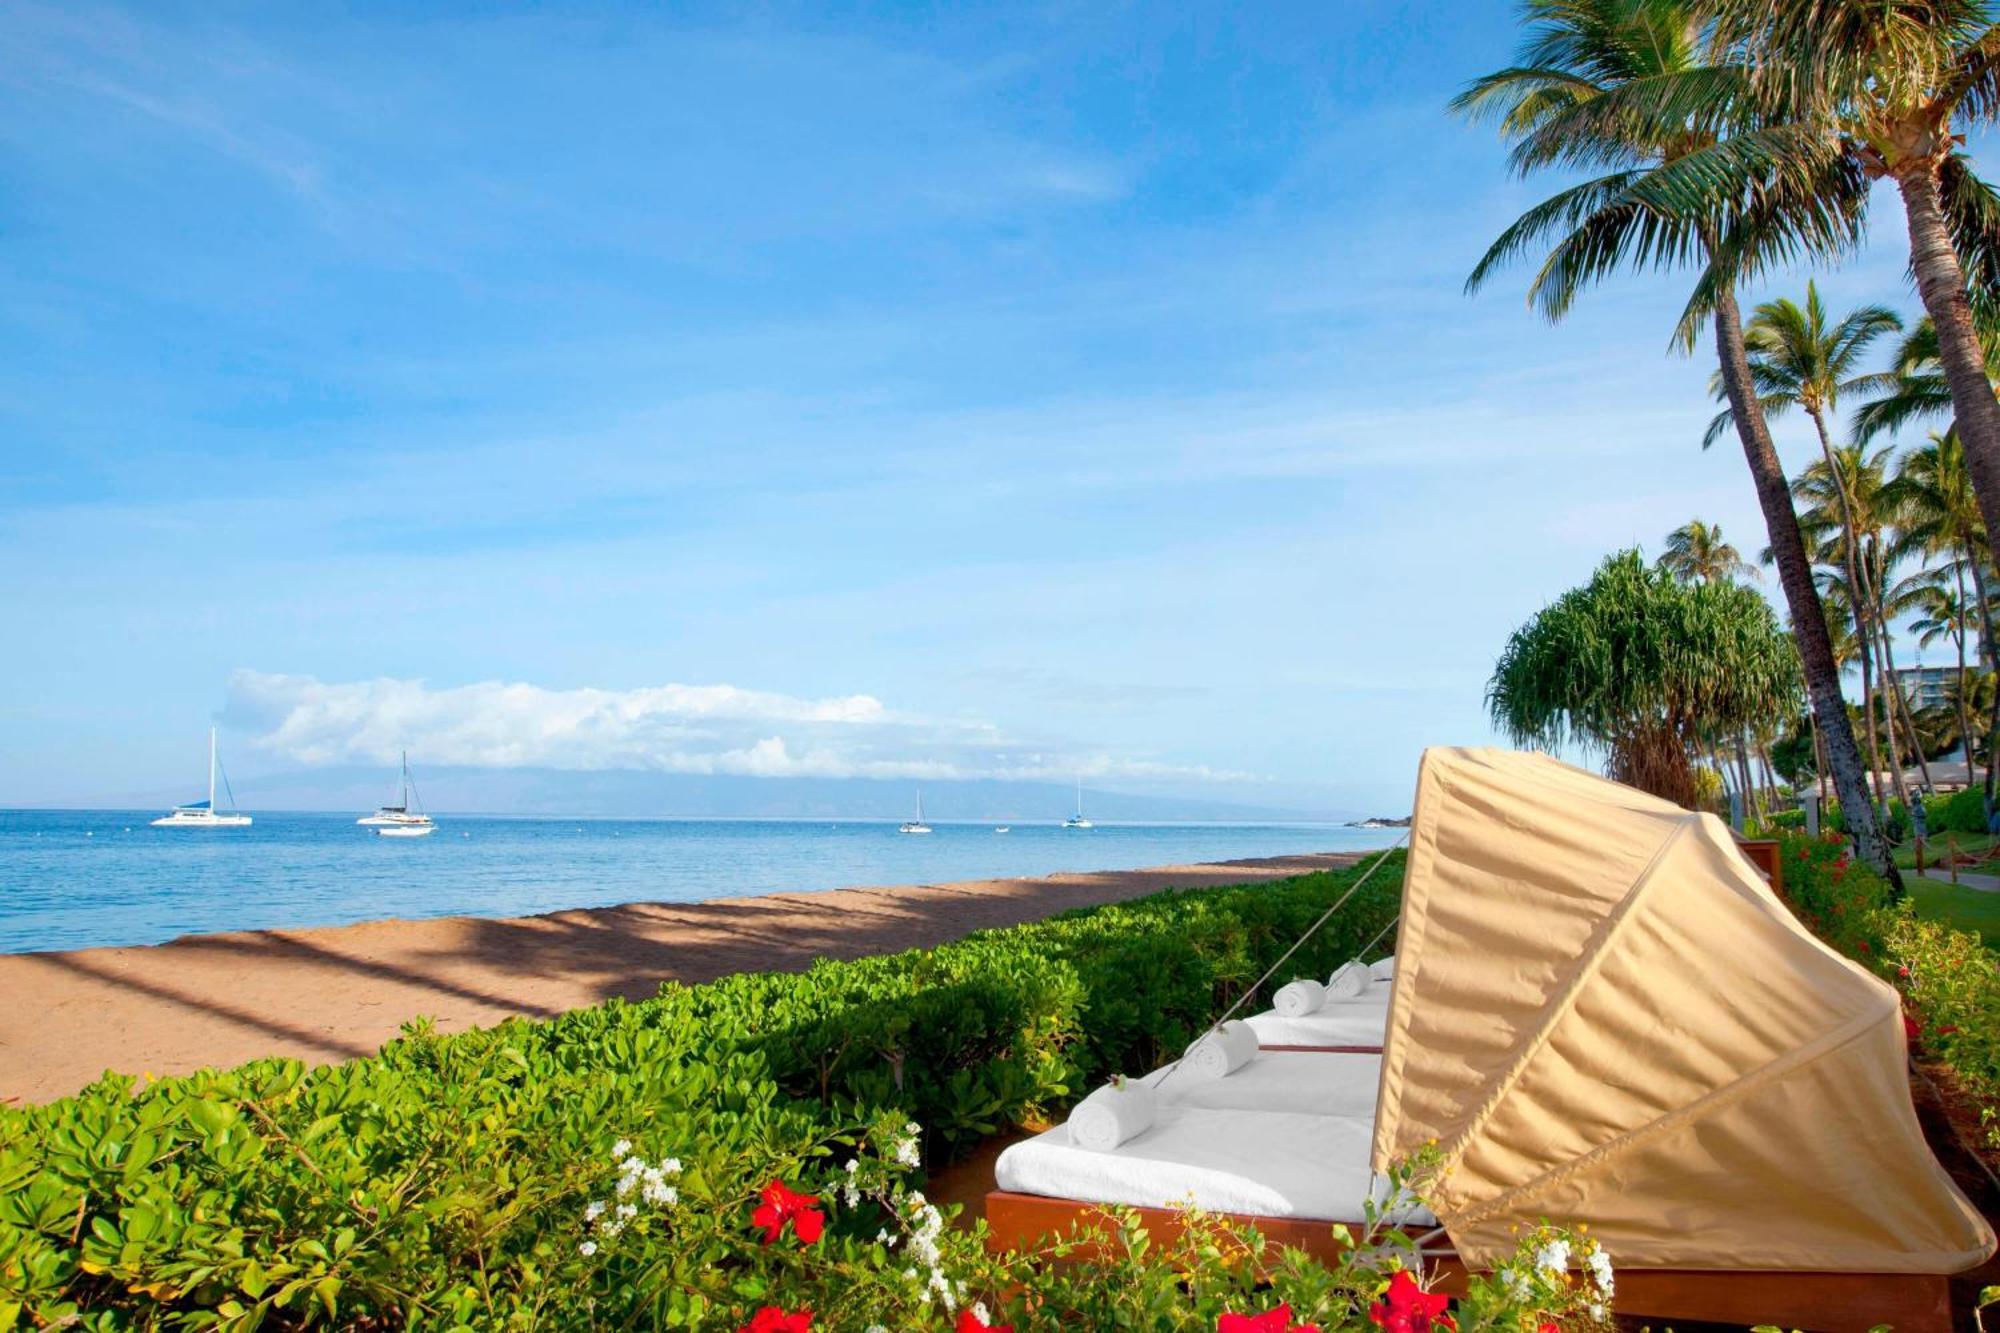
[1893,431,2000,801]
[1907,578,1980,786]
[1796,445,1924,809]
[1711,0,2000,576]
[1661,519,1756,583]
[1459,0,1892,873]
[1705,284,1903,804]
[1489,551,1803,807]
[1851,319,2000,444]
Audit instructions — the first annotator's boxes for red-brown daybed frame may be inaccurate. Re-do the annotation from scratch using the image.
[982,1189,1952,1332]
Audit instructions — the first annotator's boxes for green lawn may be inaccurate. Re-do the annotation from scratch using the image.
[1909,875,2000,949]
[1894,831,2000,869]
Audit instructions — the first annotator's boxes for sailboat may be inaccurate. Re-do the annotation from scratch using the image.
[151,728,253,827]
[358,751,435,836]
[899,789,933,834]
[1063,777,1093,829]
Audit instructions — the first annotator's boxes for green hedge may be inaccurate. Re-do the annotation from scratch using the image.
[1773,830,2000,1161]
[0,859,1403,1328]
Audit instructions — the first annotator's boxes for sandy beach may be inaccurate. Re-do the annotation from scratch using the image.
[0,851,1358,1106]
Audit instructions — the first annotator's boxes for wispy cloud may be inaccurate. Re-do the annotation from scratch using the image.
[224,670,1252,784]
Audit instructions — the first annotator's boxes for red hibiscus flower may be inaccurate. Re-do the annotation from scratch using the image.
[1538,1323,1559,1333]
[959,1311,1015,1333]
[1937,1024,1961,1036]
[1368,1271,1454,1333]
[1904,1012,1923,1042]
[741,1307,812,1333]
[1898,966,1912,979]
[751,1181,825,1246]
[1219,1304,1320,1333]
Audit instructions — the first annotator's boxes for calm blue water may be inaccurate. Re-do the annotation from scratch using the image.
[0,811,1396,955]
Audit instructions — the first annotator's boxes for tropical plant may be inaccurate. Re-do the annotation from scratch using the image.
[1487,550,1803,806]
[1717,285,1909,805]
[1907,579,1981,772]
[1458,0,1891,871]
[1708,0,2000,580]
[1894,431,2000,802]
[1795,444,1928,806]
[1853,318,2000,444]
[1660,518,1756,583]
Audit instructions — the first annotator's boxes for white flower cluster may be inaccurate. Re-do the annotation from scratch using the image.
[893,1121,922,1169]
[899,1189,964,1312]
[579,1139,683,1255]
[1534,1237,1571,1274]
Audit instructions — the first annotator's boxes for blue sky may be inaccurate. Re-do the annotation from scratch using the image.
[0,1,1956,813]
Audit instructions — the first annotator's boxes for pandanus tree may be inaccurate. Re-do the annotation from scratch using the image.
[1489,550,1804,807]
[1458,0,1892,871]
[1707,0,2000,579]
[1661,518,1757,583]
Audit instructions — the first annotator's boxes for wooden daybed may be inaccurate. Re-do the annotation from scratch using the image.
[980,749,1993,1333]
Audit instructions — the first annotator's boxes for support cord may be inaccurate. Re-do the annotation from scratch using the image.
[1152,832,1408,1094]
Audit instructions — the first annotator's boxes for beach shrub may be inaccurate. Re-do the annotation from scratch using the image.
[1771,830,2000,1160]
[0,859,1406,1329]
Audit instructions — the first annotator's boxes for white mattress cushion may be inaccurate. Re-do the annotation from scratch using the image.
[995,1105,1434,1226]
[1143,1050,1382,1119]
[1244,980,1392,1049]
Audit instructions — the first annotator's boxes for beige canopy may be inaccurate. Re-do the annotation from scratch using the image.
[1370,746,1994,1274]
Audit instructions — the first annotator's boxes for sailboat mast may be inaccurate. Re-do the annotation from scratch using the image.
[402,750,410,808]
[209,727,217,811]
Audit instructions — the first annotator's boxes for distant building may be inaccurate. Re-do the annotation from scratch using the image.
[1895,665,1956,712]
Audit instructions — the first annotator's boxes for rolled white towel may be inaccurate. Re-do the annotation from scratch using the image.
[1182,1019,1259,1080]
[1325,960,1372,1000]
[1369,955,1396,981]
[1066,1079,1158,1152]
[1273,978,1327,1017]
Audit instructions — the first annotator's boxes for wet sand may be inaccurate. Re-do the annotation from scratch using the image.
[0,851,1359,1105]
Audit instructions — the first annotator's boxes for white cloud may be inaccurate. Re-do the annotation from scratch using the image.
[223,670,1251,784]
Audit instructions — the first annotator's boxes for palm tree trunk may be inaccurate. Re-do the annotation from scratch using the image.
[1879,613,1934,792]
[1813,709,1829,805]
[1804,407,1895,811]
[1896,165,2000,573]
[1970,558,2000,813]
[1733,734,1754,823]
[1854,598,1890,807]
[1956,562,1975,790]
[1713,289,1893,879]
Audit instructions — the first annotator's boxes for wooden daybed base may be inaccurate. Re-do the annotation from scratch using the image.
[982,1191,1953,1333]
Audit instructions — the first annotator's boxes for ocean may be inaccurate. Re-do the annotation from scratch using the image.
[0,810,1399,954]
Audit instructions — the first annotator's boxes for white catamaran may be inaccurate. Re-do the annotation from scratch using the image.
[1063,777,1093,829]
[151,728,253,828]
[898,789,932,834]
[358,751,435,837]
